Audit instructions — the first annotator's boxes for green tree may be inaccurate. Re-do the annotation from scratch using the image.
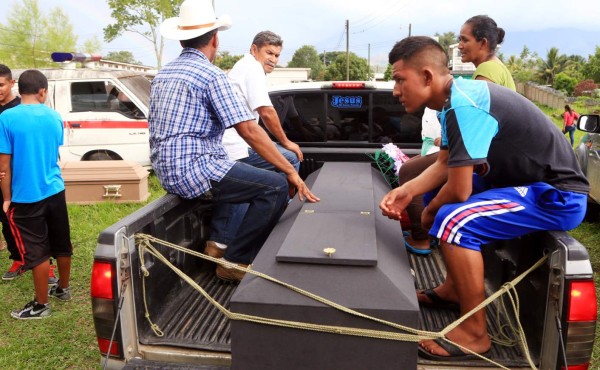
[383,64,392,81]
[288,45,323,80]
[560,54,585,82]
[0,0,77,68]
[434,31,457,53]
[582,46,600,82]
[324,53,369,81]
[538,47,567,85]
[214,51,242,71]
[319,51,345,67]
[82,35,103,55]
[104,0,183,69]
[553,72,577,95]
[105,51,142,65]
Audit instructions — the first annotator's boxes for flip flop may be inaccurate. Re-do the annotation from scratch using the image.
[404,239,432,255]
[404,231,439,248]
[417,288,459,310]
[418,338,490,361]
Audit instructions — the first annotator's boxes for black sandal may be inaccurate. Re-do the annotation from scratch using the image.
[418,337,490,361]
[417,288,460,311]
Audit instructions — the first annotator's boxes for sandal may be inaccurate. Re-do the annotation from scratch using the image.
[416,288,459,310]
[418,337,490,361]
[404,240,431,255]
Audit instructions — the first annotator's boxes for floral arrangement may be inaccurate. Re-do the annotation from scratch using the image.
[369,143,410,188]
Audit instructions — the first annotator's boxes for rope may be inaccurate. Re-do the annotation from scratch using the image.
[134,233,548,370]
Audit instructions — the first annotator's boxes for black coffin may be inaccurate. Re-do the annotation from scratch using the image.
[230,162,419,370]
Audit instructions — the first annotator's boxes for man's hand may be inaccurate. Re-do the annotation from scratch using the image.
[379,187,412,220]
[286,173,319,203]
[281,140,303,162]
[3,200,10,214]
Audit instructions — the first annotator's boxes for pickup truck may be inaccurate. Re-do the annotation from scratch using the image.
[91,82,597,369]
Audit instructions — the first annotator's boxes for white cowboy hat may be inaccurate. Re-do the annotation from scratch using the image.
[160,0,232,41]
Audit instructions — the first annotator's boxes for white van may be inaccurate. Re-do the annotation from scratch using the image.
[12,68,151,168]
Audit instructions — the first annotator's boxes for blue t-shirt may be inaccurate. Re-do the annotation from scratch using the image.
[0,104,65,203]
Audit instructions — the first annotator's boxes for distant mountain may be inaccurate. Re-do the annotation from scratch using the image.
[501,28,600,59]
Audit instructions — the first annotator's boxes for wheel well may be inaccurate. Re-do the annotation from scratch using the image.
[82,150,122,161]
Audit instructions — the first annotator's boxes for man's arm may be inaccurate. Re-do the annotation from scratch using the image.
[256,106,303,161]
[0,154,12,213]
[379,150,450,219]
[234,120,318,202]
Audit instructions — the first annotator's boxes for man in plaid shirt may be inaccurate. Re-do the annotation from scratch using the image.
[150,0,318,282]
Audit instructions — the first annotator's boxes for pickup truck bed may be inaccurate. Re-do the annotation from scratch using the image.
[124,165,535,369]
[96,159,595,369]
[132,248,531,368]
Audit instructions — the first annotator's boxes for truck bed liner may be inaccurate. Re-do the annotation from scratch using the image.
[138,249,531,368]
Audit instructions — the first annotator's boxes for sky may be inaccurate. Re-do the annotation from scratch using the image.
[7,0,600,69]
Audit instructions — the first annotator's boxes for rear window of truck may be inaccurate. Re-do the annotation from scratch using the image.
[267,90,423,145]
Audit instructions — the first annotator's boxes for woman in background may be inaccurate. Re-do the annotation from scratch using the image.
[562,104,579,146]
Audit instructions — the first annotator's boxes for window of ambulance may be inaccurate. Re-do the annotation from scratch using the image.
[70,81,146,119]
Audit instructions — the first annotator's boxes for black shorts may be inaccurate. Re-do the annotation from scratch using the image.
[7,190,72,269]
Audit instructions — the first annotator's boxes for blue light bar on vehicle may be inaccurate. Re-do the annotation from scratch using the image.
[51,52,102,63]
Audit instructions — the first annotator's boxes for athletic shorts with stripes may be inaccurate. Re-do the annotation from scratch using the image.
[429,181,587,252]
[7,190,72,269]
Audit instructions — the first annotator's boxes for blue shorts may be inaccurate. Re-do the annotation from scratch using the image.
[429,181,587,251]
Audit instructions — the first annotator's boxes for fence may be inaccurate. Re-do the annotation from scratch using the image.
[517,82,600,111]
[517,82,566,110]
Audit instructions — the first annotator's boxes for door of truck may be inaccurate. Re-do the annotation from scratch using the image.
[588,132,600,203]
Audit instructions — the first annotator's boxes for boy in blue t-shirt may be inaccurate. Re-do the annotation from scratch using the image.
[0,69,73,319]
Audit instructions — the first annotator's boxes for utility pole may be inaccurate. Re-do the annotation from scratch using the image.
[368,43,371,81]
[345,19,350,81]
[408,23,412,37]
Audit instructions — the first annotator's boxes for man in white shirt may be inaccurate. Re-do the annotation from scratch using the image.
[206,31,303,257]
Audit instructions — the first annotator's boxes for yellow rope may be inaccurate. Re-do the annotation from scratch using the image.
[134,233,548,370]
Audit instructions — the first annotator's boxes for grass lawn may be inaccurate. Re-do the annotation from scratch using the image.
[0,105,598,368]
[0,175,166,369]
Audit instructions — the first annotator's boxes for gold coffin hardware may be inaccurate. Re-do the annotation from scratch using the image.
[103,184,123,198]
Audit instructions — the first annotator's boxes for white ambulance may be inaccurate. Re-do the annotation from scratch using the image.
[12,65,151,168]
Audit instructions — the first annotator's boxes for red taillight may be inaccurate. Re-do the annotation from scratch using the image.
[91,261,114,299]
[97,337,121,357]
[568,281,597,322]
[562,364,589,370]
[332,82,365,89]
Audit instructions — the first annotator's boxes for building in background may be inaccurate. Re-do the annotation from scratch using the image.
[266,67,311,86]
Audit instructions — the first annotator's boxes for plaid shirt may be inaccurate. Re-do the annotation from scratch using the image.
[149,48,254,198]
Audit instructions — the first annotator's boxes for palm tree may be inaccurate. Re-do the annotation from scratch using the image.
[538,47,567,85]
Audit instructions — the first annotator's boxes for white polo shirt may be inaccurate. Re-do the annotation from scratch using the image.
[223,53,273,160]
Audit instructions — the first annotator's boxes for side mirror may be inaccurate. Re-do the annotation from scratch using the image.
[577,114,600,133]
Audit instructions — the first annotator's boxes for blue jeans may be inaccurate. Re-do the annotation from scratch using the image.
[208,161,288,264]
[210,144,300,248]
[565,125,576,146]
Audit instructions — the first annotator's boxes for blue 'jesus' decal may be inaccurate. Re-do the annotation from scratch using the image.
[331,96,363,108]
